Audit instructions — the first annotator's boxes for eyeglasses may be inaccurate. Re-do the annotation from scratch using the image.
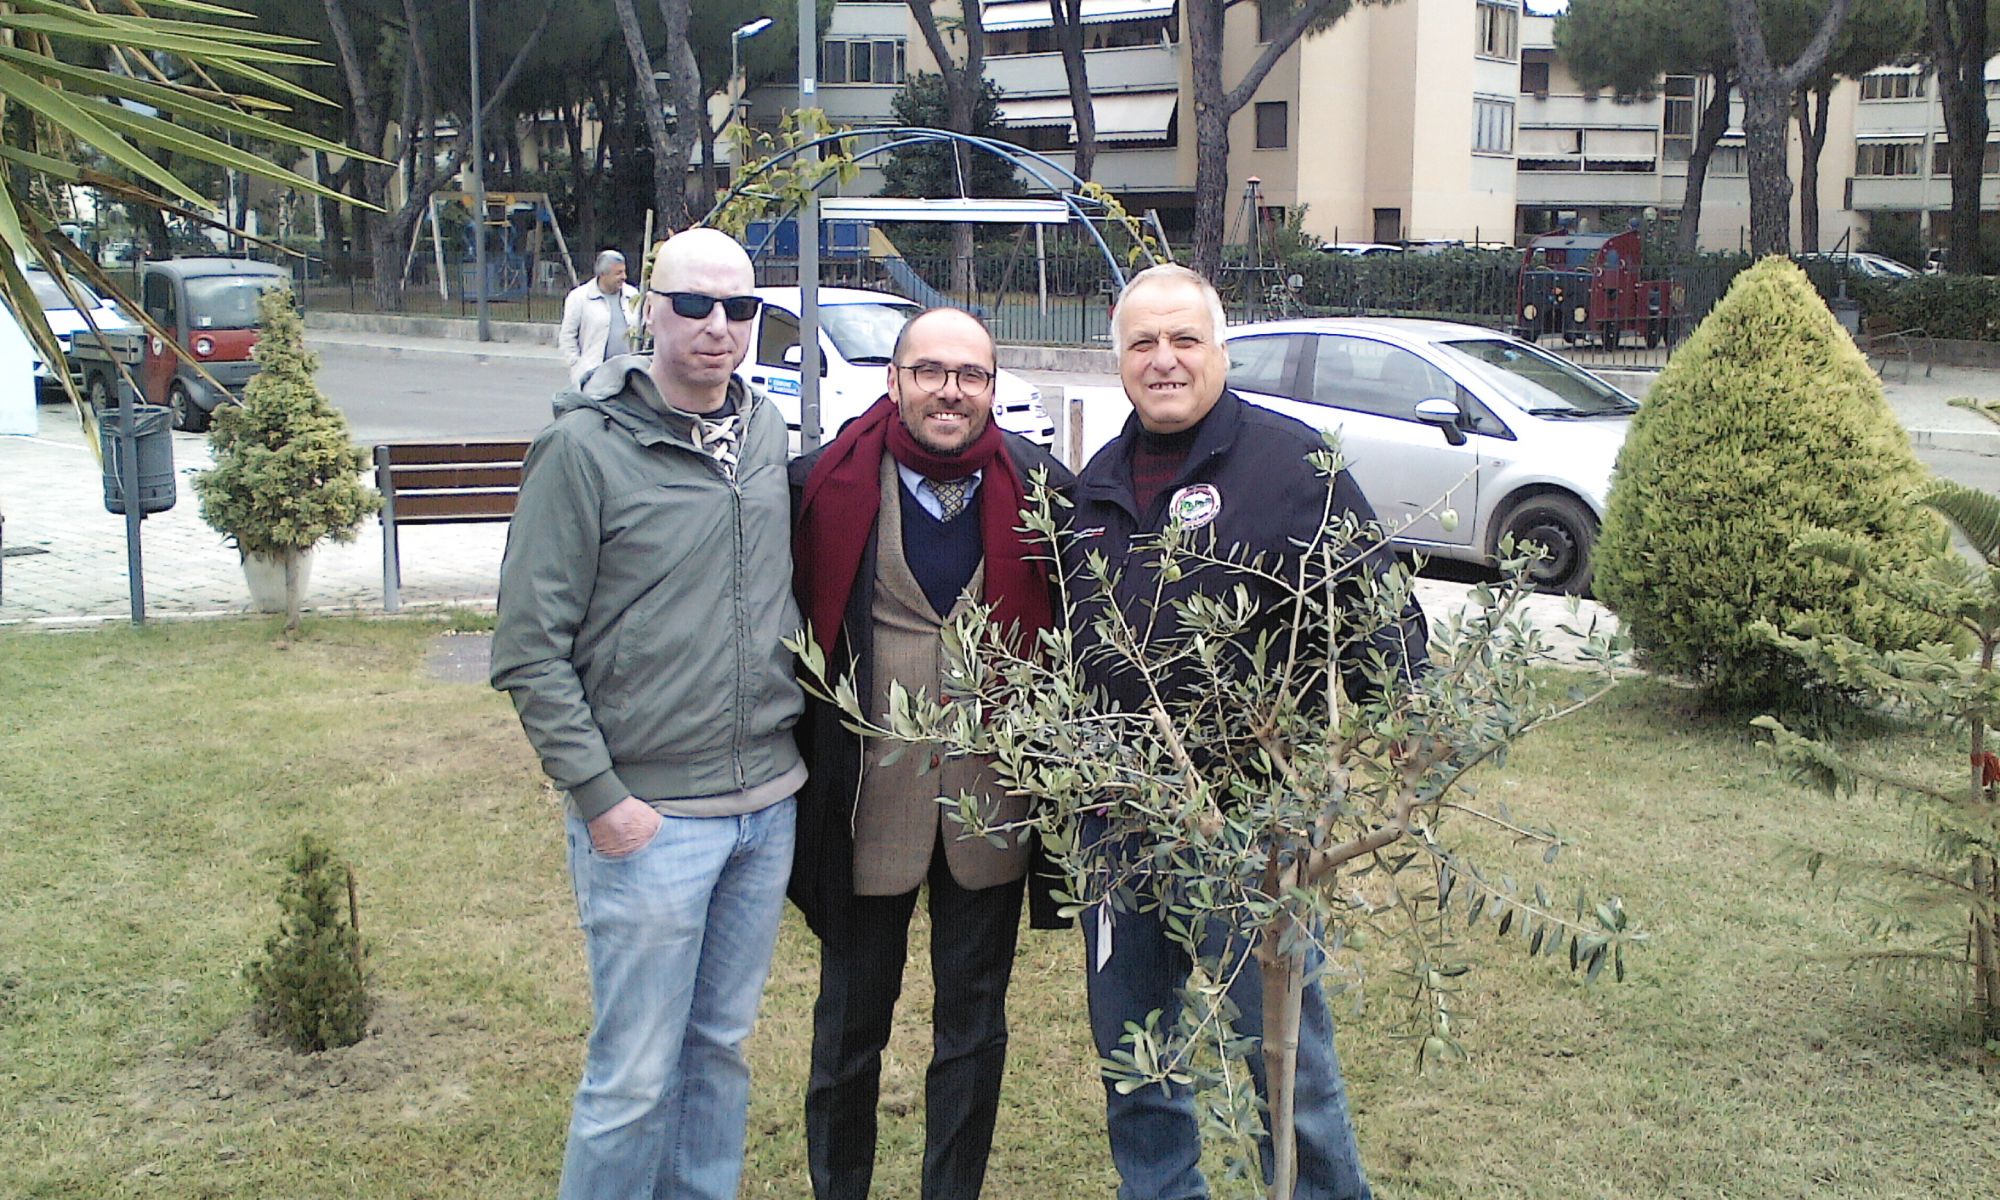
[895,362,995,396]
[649,289,763,322]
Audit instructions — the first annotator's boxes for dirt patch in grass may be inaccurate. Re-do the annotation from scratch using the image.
[114,994,480,1142]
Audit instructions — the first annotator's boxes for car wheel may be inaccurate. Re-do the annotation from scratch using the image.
[1645,319,1664,349]
[168,382,208,433]
[1599,322,1619,350]
[86,373,115,413]
[1499,493,1597,596]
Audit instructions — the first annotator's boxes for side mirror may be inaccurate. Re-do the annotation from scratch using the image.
[781,344,830,376]
[1415,397,1467,446]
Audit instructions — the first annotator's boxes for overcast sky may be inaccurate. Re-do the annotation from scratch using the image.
[1525,0,1568,15]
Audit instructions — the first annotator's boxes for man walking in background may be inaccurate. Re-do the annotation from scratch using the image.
[558,249,641,388]
[492,227,800,1200]
[790,307,1071,1199]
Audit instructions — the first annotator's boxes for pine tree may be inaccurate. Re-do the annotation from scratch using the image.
[193,289,377,631]
[1594,255,1947,711]
[246,834,371,1054]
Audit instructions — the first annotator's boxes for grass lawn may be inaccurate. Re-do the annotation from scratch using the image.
[2,617,1996,1198]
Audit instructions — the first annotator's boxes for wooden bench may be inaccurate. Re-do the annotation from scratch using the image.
[373,441,529,612]
[1860,314,1931,382]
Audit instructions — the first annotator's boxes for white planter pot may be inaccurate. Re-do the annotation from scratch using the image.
[242,548,315,615]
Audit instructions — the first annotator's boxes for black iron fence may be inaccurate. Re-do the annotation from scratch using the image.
[118,247,1985,371]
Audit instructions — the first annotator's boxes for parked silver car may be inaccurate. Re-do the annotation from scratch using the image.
[1223,317,1638,593]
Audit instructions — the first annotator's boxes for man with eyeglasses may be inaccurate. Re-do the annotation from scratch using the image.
[790,306,1073,1200]
[492,227,801,1200]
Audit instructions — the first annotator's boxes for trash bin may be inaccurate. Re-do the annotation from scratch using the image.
[99,404,177,515]
[1829,296,1861,337]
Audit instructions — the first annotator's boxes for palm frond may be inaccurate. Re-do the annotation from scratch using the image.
[1918,479,2000,565]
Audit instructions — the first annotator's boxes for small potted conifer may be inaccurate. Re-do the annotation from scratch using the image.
[194,288,375,630]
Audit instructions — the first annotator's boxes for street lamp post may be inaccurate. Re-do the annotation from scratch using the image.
[729,18,774,129]
[468,0,490,341]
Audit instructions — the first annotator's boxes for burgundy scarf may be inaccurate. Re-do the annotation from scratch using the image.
[795,395,1053,660]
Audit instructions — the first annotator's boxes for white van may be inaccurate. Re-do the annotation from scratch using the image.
[737,286,1052,450]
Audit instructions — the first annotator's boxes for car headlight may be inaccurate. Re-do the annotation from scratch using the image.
[193,335,215,357]
[1522,304,1538,321]
[1574,306,1589,324]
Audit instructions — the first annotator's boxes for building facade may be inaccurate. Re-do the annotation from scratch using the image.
[737,0,1999,256]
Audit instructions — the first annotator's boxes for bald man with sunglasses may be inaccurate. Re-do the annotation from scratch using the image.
[493,228,802,1200]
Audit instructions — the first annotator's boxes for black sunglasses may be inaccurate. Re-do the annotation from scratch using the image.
[650,289,763,322]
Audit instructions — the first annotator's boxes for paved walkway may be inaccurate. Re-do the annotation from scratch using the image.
[4,333,1996,646]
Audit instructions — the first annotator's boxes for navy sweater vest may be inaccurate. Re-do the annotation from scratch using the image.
[899,482,984,617]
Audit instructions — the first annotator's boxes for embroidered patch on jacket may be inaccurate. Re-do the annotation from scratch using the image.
[1075,525,1107,540]
[1169,484,1222,530]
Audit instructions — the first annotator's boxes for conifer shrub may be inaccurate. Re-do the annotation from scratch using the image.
[1594,255,1947,711]
[246,834,371,1053]
[194,288,375,629]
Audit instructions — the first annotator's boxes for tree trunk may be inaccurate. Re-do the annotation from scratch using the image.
[610,0,682,230]
[1676,70,1734,257]
[1726,0,1856,257]
[905,0,988,296]
[1053,0,1097,182]
[1188,0,1229,279]
[1739,73,1794,256]
[663,12,705,222]
[1256,897,1305,1200]
[1795,86,1830,253]
[1927,0,1991,274]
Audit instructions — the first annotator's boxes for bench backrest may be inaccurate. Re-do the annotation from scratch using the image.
[374,441,530,525]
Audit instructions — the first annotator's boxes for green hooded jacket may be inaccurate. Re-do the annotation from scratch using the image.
[491,358,805,820]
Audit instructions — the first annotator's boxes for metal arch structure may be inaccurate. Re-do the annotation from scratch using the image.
[703,125,1155,289]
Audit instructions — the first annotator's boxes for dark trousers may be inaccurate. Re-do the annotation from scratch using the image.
[804,839,1027,1200]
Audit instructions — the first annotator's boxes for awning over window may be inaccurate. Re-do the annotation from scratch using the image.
[1583,128,1655,160]
[1092,91,1178,142]
[1855,132,1924,141]
[1518,127,1581,155]
[996,96,1075,128]
[983,0,1177,33]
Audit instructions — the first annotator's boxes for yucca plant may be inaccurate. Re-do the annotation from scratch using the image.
[1755,478,2000,1052]
[0,0,374,424]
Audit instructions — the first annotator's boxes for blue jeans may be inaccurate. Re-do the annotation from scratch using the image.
[558,798,796,1200]
[1081,826,1371,1199]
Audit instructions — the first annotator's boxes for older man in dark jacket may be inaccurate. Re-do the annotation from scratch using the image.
[789,307,1072,1200]
[1066,264,1430,1200]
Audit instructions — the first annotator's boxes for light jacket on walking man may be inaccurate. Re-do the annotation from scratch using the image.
[559,249,642,388]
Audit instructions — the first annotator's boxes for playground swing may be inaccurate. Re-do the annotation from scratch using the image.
[403,191,578,303]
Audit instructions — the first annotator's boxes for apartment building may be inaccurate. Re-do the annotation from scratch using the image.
[737,0,1997,254]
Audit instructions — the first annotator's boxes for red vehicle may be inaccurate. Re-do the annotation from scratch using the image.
[1513,230,1679,349]
[67,257,291,431]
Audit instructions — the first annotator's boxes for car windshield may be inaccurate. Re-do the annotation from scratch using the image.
[183,275,287,329]
[28,273,102,312]
[820,301,921,363]
[1437,338,1638,417]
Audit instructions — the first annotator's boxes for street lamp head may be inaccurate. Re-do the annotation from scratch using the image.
[733,17,773,41]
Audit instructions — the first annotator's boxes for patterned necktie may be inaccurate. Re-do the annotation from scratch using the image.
[925,477,971,521]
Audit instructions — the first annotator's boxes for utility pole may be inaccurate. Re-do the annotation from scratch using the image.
[469,0,492,341]
[798,0,821,450]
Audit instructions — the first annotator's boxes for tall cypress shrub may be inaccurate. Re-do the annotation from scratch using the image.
[1594,256,1945,711]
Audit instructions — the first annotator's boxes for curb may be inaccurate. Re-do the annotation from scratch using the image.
[1906,427,2000,456]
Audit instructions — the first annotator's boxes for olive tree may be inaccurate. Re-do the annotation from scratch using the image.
[793,458,1643,1199]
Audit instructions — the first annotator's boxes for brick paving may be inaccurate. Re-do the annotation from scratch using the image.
[5,333,1995,662]
[0,402,505,625]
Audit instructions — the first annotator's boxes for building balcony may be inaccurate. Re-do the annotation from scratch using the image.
[1517,91,1661,129]
[984,43,1180,99]
[1515,170,1674,207]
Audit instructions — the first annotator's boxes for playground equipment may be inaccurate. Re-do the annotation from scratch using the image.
[1218,177,1301,321]
[404,191,577,302]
